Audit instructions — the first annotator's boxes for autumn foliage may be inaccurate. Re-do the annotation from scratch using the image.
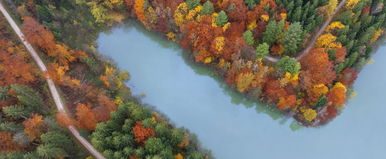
[23,114,46,141]
[132,121,155,144]
[76,103,98,130]
[300,48,336,87]
[0,132,21,152]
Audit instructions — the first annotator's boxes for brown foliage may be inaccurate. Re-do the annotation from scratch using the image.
[264,79,288,102]
[22,17,77,66]
[0,49,37,86]
[226,0,247,22]
[335,47,347,63]
[338,68,358,86]
[76,103,98,130]
[0,131,22,152]
[23,114,46,141]
[300,48,336,87]
[56,112,76,128]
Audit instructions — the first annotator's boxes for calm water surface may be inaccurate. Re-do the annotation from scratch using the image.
[97,22,386,159]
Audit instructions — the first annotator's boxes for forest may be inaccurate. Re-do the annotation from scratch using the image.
[0,1,210,158]
[1,0,386,158]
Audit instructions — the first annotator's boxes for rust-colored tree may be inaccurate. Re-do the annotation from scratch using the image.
[0,131,22,152]
[23,114,46,141]
[22,16,56,52]
[132,121,155,144]
[22,17,77,66]
[264,79,288,102]
[0,49,37,86]
[55,112,76,128]
[338,68,358,86]
[300,48,336,88]
[277,95,297,110]
[76,103,98,130]
[327,82,347,107]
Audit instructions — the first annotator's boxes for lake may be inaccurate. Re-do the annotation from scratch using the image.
[97,22,386,159]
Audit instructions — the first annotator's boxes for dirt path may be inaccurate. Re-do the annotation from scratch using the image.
[296,0,348,60]
[0,2,105,159]
[265,0,349,62]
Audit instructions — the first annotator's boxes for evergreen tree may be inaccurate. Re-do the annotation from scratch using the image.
[200,1,214,15]
[145,137,165,154]
[10,85,45,114]
[263,20,285,45]
[243,30,255,46]
[245,0,257,9]
[36,144,68,159]
[0,86,10,100]
[187,151,205,159]
[2,105,31,119]
[187,0,201,10]
[283,22,303,55]
[291,7,302,22]
[40,131,72,148]
[216,11,228,27]
[0,122,23,133]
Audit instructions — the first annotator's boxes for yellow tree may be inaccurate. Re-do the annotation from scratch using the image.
[371,29,384,43]
[236,72,255,93]
[315,33,342,48]
[174,3,188,27]
[345,0,360,10]
[326,0,338,16]
[326,21,345,33]
[303,108,317,121]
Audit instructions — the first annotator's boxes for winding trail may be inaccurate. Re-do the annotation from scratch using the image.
[0,2,105,159]
[265,0,348,62]
[296,0,348,60]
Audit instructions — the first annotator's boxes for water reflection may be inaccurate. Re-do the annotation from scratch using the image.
[97,20,386,159]
[121,20,289,125]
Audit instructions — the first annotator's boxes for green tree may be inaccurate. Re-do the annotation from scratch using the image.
[40,132,72,148]
[145,137,165,154]
[291,7,302,22]
[276,56,301,74]
[187,0,201,10]
[245,0,257,9]
[200,1,214,15]
[36,144,68,159]
[187,151,204,159]
[2,105,31,119]
[216,11,228,27]
[10,85,45,114]
[282,22,303,55]
[243,30,255,46]
[263,20,285,45]
[256,43,270,58]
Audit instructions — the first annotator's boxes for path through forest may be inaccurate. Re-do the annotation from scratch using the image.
[265,0,349,62]
[0,2,105,159]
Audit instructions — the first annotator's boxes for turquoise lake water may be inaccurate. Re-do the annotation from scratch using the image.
[97,22,386,159]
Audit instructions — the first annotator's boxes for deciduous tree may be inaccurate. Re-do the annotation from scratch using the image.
[76,103,98,130]
[23,114,46,141]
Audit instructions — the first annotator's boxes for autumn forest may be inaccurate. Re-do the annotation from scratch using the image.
[1,0,386,158]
